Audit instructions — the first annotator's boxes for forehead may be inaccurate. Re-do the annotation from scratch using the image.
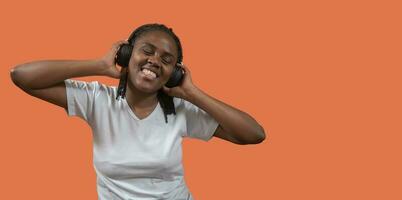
[134,31,178,56]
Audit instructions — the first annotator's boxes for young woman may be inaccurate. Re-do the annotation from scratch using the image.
[11,23,265,200]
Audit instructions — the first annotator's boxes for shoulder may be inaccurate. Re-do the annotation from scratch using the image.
[65,79,118,99]
[173,97,206,114]
[174,98,194,111]
[65,79,102,91]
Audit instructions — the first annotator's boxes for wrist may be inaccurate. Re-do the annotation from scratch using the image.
[92,58,111,76]
[184,85,202,102]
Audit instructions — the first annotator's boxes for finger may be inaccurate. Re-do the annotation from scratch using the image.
[112,40,127,49]
[180,64,190,74]
[113,40,124,46]
[119,40,129,45]
[117,40,127,44]
[111,44,121,51]
[112,69,121,79]
[180,63,187,69]
[162,86,171,93]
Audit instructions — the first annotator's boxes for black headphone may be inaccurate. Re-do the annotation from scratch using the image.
[114,39,184,100]
[115,42,184,86]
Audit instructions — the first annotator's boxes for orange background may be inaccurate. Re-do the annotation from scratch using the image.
[1,0,401,199]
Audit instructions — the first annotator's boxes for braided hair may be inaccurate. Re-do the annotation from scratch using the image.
[119,23,183,123]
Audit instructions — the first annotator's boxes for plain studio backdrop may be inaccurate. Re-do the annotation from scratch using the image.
[1,0,401,199]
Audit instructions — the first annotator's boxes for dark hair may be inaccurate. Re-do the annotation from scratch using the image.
[121,23,183,123]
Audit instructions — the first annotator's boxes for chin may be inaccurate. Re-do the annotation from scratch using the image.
[137,85,159,94]
[133,78,161,94]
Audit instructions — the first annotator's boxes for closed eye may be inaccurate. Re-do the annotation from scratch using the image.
[162,57,173,64]
[142,48,153,55]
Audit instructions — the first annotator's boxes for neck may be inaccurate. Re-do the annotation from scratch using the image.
[125,81,158,108]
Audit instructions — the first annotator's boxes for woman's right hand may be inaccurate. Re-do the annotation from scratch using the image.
[98,40,129,79]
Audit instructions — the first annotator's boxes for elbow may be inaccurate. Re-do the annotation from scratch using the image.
[252,126,266,144]
[10,67,20,86]
[10,65,28,89]
[239,125,267,145]
[256,132,266,144]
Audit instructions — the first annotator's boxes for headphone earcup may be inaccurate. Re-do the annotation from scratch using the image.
[165,65,184,88]
[115,44,133,68]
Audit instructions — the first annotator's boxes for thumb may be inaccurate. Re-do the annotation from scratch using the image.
[111,67,122,79]
[163,86,171,94]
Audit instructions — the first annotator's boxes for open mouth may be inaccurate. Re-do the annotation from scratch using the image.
[139,67,159,80]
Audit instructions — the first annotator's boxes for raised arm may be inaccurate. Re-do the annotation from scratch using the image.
[10,41,126,109]
[163,64,266,145]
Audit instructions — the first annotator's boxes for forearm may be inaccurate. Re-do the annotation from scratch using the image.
[186,86,265,143]
[11,59,105,89]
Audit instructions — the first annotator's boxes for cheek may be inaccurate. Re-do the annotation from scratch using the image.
[163,67,174,78]
[129,52,144,68]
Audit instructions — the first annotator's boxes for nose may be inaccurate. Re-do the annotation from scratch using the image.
[147,55,162,68]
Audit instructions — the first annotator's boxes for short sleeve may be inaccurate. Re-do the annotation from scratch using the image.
[64,79,100,122]
[182,100,219,141]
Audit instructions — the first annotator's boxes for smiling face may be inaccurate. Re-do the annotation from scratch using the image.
[127,30,179,94]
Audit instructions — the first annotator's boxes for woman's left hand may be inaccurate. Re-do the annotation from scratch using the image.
[162,63,198,100]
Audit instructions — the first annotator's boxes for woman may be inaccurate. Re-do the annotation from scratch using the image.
[11,23,266,200]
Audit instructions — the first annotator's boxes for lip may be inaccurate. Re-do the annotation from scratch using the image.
[139,70,158,81]
[140,65,160,78]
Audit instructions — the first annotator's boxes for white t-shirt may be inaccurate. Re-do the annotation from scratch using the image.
[64,79,219,200]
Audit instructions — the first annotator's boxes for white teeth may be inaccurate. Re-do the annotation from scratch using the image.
[142,68,157,78]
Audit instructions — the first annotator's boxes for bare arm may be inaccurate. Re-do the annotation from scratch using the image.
[10,41,127,109]
[11,59,108,90]
[163,64,266,145]
[187,86,266,145]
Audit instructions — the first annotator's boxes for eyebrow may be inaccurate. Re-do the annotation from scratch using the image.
[142,42,174,58]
